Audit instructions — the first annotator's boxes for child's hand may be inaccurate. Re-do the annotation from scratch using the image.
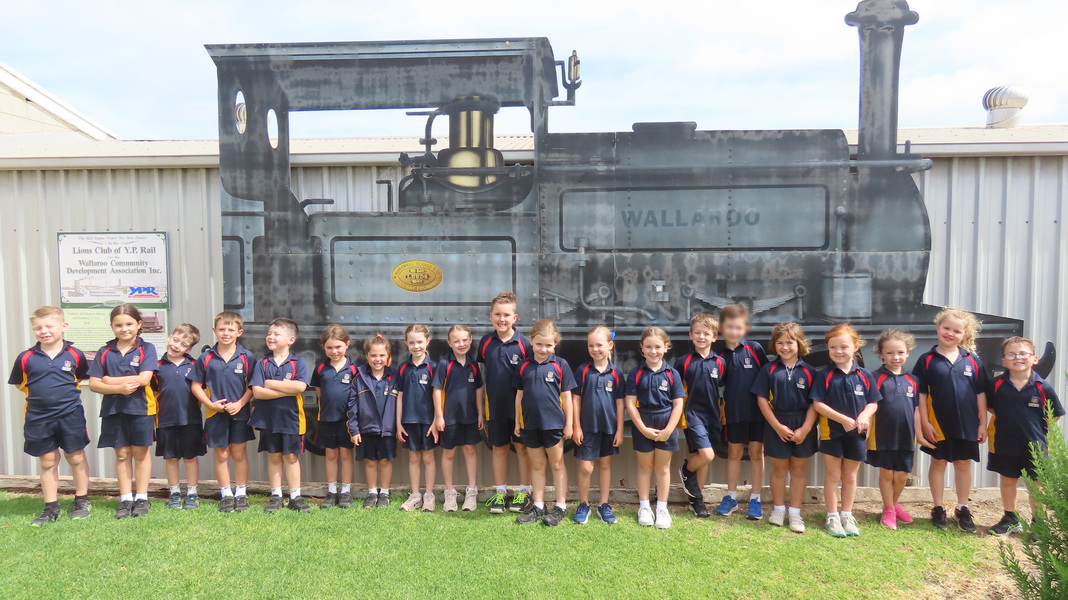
[775,424,794,442]
[352,434,361,446]
[563,424,573,440]
[642,427,659,441]
[977,425,988,444]
[397,424,408,442]
[477,420,484,431]
[921,422,938,446]
[794,425,812,441]
[916,430,936,449]
[841,417,857,432]
[612,430,623,447]
[855,415,870,434]
[120,380,140,395]
[224,402,242,416]
[654,428,673,442]
[513,424,521,438]
[432,417,445,433]
[210,399,228,412]
[572,426,583,446]
[428,426,439,443]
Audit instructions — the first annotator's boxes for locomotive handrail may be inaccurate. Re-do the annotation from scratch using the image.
[541,158,932,173]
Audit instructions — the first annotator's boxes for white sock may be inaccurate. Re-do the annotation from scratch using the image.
[169,485,181,495]
[556,503,566,511]
[829,512,840,520]
[271,487,282,497]
[788,507,801,516]
[639,500,651,510]
[466,487,478,494]
[534,501,545,509]
[841,510,853,518]
[774,505,786,512]
[220,487,233,498]
[381,488,390,496]
[328,482,338,494]
[957,504,967,511]
[656,501,668,512]
[235,485,247,497]
[341,483,351,494]
[728,491,738,500]
[368,487,378,496]
[120,493,133,502]
[187,485,197,495]
[519,485,532,494]
[134,493,147,501]
[496,485,507,494]
[290,488,301,500]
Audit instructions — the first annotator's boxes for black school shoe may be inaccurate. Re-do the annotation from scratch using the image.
[234,495,250,512]
[680,466,701,499]
[69,497,92,520]
[516,505,546,524]
[377,492,391,508]
[989,513,1022,536]
[337,491,354,508]
[219,496,236,513]
[954,506,976,534]
[288,496,312,513]
[362,494,377,509]
[320,492,338,509]
[509,492,532,514]
[542,506,566,527]
[930,506,948,530]
[131,499,150,517]
[264,495,285,514]
[166,492,183,509]
[114,500,134,519]
[183,494,200,510]
[689,497,711,518]
[30,505,61,526]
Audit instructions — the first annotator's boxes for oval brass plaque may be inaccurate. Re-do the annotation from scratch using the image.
[391,260,443,293]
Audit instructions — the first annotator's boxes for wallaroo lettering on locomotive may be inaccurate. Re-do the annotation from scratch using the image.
[206,0,1048,372]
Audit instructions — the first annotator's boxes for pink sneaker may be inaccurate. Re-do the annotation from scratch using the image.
[894,503,913,524]
[881,507,897,529]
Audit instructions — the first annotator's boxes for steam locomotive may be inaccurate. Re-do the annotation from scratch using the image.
[205,0,1035,370]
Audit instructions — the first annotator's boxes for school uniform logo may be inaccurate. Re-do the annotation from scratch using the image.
[743,358,753,369]
[182,366,192,377]
[510,354,520,365]
[906,387,915,398]
[419,373,429,385]
[854,384,865,396]
[963,365,973,377]
[1029,397,1041,408]
[342,374,351,384]
[605,382,614,392]
[468,375,476,383]
[61,360,73,372]
[710,368,719,378]
[235,364,244,374]
[285,372,293,380]
[796,378,807,390]
[131,358,141,367]
[659,380,669,392]
[545,371,556,383]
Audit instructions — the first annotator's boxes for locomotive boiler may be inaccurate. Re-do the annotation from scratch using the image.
[206,0,1031,369]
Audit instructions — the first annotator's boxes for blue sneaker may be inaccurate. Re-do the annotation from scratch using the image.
[746,498,763,520]
[716,495,738,516]
[598,503,617,524]
[573,502,591,524]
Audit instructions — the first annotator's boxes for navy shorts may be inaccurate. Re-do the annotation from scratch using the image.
[258,430,304,455]
[402,422,440,452]
[921,439,980,463]
[684,427,717,453]
[23,407,90,457]
[312,419,354,450]
[155,424,207,460]
[356,433,396,461]
[441,422,481,450]
[866,449,914,473]
[763,413,817,460]
[632,410,679,453]
[987,453,1038,480]
[725,420,764,445]
[486,419,520,447]
[98,413,155,449]
[819,433,867,462]
[204,415,256,449]
[574,431,620,461]
[520,428,564,449]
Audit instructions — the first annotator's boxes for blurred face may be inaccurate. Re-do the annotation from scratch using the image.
[587,332,613,363]
[167,333,194,357]
[366,344,390,372]
[31,316,67,346]
[689,323,717,350]
[774,335,798,362]
[323,338,349,362]
[490,302,518,335]
[214,321,242,346]
[1001,342,1038,375]
[641,335,668,364]
[448,331,472,356]
[111,314,140,342]
[405,331,428,359]
[936,317,967,349]
[878,339,910,373]
[720,318,748,344]
[265,325,295,352]
[532,333,557,361]
[827,334,857,368]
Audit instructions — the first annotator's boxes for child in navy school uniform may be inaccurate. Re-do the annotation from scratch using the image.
[349,334,398,509]
[811,323,881,538]
[986,336,1064,535]
[715,303,768,519]
[676,314,726,518]
[88,304,159,520]
[432,325,484,513]
[310,325,356,509]
[513,319,576,527]
[626,327,686,529]
[153,324,206,510]
[396,324,439,512]
[8,306,92,525]
[753,322,817,534]
[250,318,312,513]
[912,308,989,533]
[571,325,625,525]
[867,329,924,530]
[188,311,256,513]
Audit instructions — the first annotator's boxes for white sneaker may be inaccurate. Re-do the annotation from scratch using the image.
[789,512,806,533]
[826,514,847,538]
[443,490,459,512]
[400,492,422,512]
[422,492,436,512]
[842,512,860,536]
[768,507,786,527]
[462,488,478,512]
[638,506,655,527]
[655,506,672,529]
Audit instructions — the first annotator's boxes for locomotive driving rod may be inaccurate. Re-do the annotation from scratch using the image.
[540,157,933,174]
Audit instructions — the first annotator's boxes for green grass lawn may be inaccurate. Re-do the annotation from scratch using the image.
[0,492,997,600]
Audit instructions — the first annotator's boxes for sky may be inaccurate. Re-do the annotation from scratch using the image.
[2,0,1064,141]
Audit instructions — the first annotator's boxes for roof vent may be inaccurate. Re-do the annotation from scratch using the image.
[983,86,1029,128]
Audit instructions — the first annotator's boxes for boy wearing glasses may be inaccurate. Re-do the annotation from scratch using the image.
[985,336,1063,535]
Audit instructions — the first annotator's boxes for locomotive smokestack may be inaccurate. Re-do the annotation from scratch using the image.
[847,0,918,160]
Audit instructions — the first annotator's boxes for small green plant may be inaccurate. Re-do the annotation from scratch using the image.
[999,406,1068,599]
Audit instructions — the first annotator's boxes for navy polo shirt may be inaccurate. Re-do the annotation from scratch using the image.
[477,331,530,422]
[573,361,624,434]
[432,355,482,425]
[395,358,436,425]
[718,340,768,424]
[675,351,726,430]
[88,337,159,417]
[911,347,988,442]
[249,354,311,435]
[750,358,816,415]
[187,344,256,420]
[310,358,356,423]
[625,362,686,416]
[987,373,1064,457]
[810,364,882,440]
[514,355,577,430]
[154,355,200,428]
[869,367,919,451]
[8,342,88,423]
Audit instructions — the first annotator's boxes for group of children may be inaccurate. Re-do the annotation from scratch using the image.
[8,296,1063,538]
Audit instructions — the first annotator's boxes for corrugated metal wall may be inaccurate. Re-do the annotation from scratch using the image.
[1,154,1065,493]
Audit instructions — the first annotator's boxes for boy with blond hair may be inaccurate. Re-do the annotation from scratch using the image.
[677,313,727,518]
[153,323,205,509]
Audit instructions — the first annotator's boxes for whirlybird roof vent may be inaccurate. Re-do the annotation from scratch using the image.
[983,86,1029,129]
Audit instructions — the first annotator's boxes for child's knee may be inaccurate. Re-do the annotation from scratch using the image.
[115,447,131,461]
[64,450,85,467]
[215,448,231,462]
[231,446,248,461]
[579,461,595,476]
[283,453,299,465]
[421,452,435,465]
[728,444,744,459]
[39,451,59,469]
